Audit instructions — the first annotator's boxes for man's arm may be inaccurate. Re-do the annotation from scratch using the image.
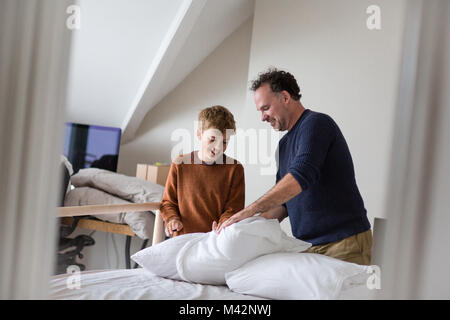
[216,173,301,232]
[259,205,288,223]
[247,173,301,214]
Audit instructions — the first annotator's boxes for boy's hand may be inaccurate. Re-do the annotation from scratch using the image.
[212,221,218,232]
[165,218,183,237]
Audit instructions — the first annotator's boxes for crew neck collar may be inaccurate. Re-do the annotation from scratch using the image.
[192,150,225,165]
[287,108,310,135]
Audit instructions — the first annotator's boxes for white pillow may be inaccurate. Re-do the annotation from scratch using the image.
[225,252,369,300]
[176,217,311,285]
[130,233,204,280]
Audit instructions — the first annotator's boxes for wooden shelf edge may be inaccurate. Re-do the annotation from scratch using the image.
[61,217,136,237]
[57,202,161,217]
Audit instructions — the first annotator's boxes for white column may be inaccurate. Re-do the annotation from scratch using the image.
[379,0,450,299]
[0,0,73,299]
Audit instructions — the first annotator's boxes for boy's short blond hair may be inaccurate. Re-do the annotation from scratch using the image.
[198,105,236,135]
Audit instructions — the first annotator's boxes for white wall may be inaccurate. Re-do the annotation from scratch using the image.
[244,0,407,229]
[66,0,183,128]
[77,17,255,270]
[79,0,409,269]
[117,18,255,174]
[118,0,407,236]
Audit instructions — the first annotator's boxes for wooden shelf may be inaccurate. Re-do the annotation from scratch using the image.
[61,217,136,237]
[58,202,161,218]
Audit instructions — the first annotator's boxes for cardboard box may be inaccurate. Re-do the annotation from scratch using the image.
[136,164,170,186]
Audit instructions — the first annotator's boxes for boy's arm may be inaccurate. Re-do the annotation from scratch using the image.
[218,164,245,225]
[160,163,182,224]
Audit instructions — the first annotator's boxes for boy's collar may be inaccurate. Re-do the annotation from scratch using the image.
[192,150,226,165]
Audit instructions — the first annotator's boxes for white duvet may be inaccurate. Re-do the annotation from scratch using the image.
[176,217,311,285]
[131,217,311,285]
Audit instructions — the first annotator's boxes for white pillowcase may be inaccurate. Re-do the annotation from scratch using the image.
[176,217,311,285]
[225,252,369,300]
[130,233,204,280]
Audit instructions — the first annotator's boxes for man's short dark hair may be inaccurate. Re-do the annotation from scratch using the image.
[250,68,301,100]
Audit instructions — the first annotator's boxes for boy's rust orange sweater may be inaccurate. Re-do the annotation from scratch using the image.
[160,151,245,236]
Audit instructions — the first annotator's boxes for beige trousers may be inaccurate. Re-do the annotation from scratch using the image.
[304,229,373,265]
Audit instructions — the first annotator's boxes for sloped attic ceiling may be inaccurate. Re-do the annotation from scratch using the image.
[65,0,255,143]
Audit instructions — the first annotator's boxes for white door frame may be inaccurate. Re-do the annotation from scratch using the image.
[378,0,449,299]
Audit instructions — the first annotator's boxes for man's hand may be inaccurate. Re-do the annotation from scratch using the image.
[259,205,288,222]
[165,218,183,237]
[216,208,255,233]
[216,173,302,234]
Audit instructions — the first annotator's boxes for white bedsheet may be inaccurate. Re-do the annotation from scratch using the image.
[49,268,374,300]
[50,268,264,300]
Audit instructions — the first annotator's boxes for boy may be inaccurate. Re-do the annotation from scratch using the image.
[160,105,245,237]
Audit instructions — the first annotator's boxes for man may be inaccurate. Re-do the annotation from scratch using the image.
[216,68,372,265]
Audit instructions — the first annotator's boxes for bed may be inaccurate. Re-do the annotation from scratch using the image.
[51,212,380,300]
[49,267,374,300]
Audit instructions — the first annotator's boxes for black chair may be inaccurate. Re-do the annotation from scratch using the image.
[55,162,95,275]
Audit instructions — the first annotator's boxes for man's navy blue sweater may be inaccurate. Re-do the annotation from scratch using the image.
[276,109,371,246]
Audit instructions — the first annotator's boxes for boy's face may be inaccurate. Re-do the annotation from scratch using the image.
[197,127,231,163]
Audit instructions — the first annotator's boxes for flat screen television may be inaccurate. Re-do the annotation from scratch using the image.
[63,122,121,174]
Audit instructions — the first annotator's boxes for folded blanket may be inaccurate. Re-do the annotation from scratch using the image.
[71,168,164,204]
[67,168,165,239]
[64,187,155,240]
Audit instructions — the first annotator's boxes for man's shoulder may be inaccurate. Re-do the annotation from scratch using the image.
[300,110,336,131]
[304,110,334,123]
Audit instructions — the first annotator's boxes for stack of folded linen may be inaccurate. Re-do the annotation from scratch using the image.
[64,168,165,239]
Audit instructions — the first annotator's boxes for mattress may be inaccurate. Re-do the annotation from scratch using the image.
[49,268,374,300]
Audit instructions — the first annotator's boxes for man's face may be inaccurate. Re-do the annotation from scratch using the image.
[254,83,288,131]
[197,127,230,163]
